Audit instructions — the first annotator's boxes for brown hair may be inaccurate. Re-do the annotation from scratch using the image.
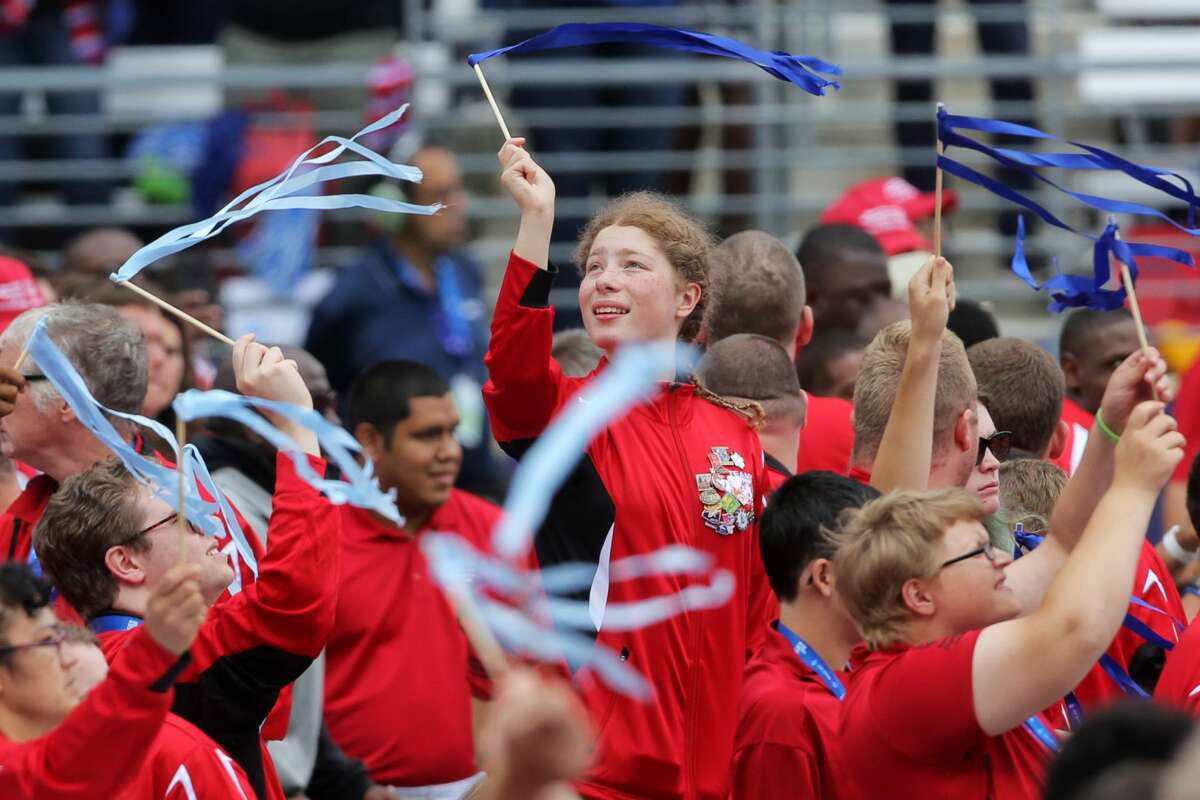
[697,333,804,426]
[999,458,1066,535]
[574,191,715,343]
[969,338,1064,458]
[832,488,986,649]
[851,320,976,464]
[33,459,146,621]
[704,230,806,347]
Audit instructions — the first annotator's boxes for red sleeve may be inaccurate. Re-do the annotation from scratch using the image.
[482,251,572,442]
[186,453,340,674]
[866,631,986,761]
[730,743,821,800]
[0,627,179,799]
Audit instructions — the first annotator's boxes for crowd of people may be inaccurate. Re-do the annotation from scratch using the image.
[2,119,1200,800]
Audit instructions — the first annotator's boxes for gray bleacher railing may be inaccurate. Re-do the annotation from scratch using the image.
[3,0,1199,303]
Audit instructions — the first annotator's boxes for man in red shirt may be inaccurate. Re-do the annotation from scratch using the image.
[324,359,497,797]
[703,229,856,476]
[834,396,1182,799]
[33,336,336,800]
[697,334,805,495]
[0,303,260,593]
[0,560,207,798]
[731,471,878,799]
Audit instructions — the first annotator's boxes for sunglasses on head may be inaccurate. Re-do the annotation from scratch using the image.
[977,431,1012,466]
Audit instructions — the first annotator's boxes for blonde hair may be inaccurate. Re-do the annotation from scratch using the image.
[832,488,986,650]
[851,320,976,464]
[999,459,1067,534]
[574,191,715,343]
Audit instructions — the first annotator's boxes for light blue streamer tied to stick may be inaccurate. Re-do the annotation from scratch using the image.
[109,104,442,285]
[422,342,738,700]
[172,389,403,525]
[24,320,259,577]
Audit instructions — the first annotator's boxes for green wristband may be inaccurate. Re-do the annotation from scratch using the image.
[1096,411,1121,444]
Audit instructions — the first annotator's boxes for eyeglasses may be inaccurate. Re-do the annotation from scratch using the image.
[0,632,66,659]
[977,431,1013,466]
[114,512,201,549]
[939,540,998,570]
[21,374,47,383]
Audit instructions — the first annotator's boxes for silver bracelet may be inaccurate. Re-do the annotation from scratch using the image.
[1163,525,1200,565]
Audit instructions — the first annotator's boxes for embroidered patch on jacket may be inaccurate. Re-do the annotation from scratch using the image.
[696,446,755,535]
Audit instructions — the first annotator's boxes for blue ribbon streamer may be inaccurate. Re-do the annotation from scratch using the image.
[24,320,259,578]
[468,22,841,96]
[109,104,442,286]
[171,389,402,525]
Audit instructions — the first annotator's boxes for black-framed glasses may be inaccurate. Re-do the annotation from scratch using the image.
[977,431,1013,466]
[940,540,998,570]
[0,631,66,659]
[21,374,48,383]
[115,512,200,549]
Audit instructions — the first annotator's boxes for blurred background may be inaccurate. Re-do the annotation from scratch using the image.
[2,0,1199,368]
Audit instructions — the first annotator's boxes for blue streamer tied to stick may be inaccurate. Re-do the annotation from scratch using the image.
[172,389,402,525]
[468,22,842,96]
[109,104,442,285]
[936,107,1199,311]
[421,343,737,701]
[24,320,259,578]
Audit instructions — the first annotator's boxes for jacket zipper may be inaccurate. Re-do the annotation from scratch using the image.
[667,384,704,800]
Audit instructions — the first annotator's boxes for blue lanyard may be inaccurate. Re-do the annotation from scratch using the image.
[1061,693,1084,729]
[89,613,143,634]
[388,249,475,360]
[774,621,846,700]
[1012,523,1044,560]
[1023,715,1059,752]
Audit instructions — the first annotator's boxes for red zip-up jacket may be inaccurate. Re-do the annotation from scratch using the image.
[0,626,188,799]
[483,252,773,800]
[97,453,339,800]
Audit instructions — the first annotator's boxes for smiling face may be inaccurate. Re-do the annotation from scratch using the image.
[126,489,233,606]
[578,225,701,354]
[365,393,463,516]
[965,402,1002,515]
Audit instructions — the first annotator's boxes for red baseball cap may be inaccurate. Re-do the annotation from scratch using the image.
[0,256,45,334]
[819,177,959,256]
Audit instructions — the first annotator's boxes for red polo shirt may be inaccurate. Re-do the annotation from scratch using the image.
[839,629,1052,800]
[797,395,854,475]
[323,489,498,787]
[1155,611,1200,713]
[731,626,846,800]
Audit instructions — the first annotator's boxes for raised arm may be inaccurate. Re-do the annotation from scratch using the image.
[0,567,204,799]
[483,139,574,444]
[1003,348,1171,613]
[186,340,338,671]
[972,402,1183,735]
[870,256,954,493]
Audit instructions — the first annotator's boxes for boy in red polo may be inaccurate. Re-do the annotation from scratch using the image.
[324,360,496,798]
[731,471,877,799]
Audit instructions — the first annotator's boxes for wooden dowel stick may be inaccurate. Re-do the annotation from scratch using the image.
[474,63,513,141]
[452,592,510,681]
[176,415,189,565]
[118,281,235,347]
[1111,220,1159,401]
[12,346,28,373]
[933,103,945,259]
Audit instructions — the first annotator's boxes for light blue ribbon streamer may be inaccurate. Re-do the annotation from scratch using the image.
[172,389,402,525]
[422,533,734,700]
[493,342,692,560]
[24,320,259,577]
[109,104,442,286]
[422,342,742,701]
